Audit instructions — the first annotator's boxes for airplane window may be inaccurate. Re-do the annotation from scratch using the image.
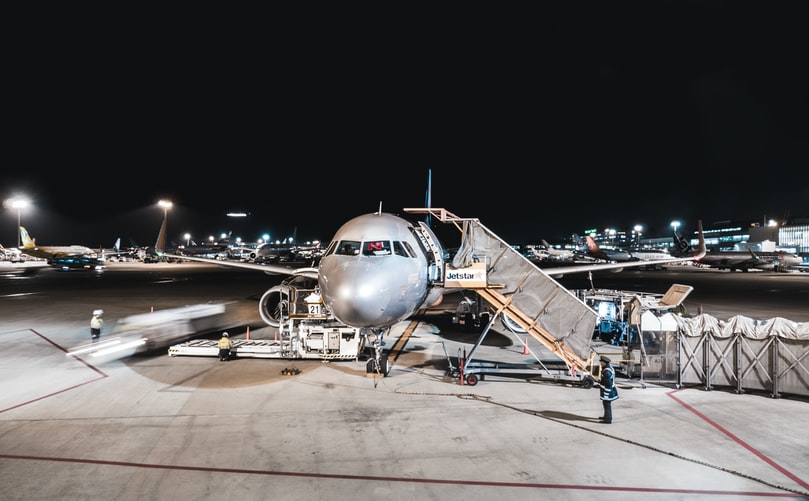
[338,241,360,256]
[363,240,391,256]
[392,241,410,257]
[402,241,418,258]
[324,241,338,256]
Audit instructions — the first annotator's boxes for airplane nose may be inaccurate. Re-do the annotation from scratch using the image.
[320,261,406,328]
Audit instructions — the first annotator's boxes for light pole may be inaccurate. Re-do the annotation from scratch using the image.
[4,198,29,248]
[670,220,680,234]
[634,224,643,248]
[184,233,191,247]
[158,199,173,221]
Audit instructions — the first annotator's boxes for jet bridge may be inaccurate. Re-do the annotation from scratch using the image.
[405,208,600,380]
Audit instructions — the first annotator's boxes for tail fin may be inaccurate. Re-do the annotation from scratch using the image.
[114,237,121,251]
[155,218,167,255]
[584,235,600,253]
[584,234,608,260]
[673,220,706,259]
[672,229,692,255]
[695,220,706,259]
[19,226,35,248]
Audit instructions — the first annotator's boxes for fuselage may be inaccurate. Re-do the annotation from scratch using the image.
[317,212,441,329]
[698,251,802,271]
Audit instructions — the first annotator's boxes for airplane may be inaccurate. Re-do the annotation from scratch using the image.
[581,234,636,262]
[176,232,232,258]
[673,227,802,272]
[99,237,137,261]
[0,243,25,262]
[156,202,706,376]
[540,239,576,261]
[627,247,674,270]
[18,226,105,271]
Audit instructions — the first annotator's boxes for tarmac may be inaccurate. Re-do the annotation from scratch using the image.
[1,263,808,500]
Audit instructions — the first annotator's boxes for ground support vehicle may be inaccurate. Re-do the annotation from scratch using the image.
[168,319,362,359]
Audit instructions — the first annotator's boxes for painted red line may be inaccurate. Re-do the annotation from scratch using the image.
[0,454,801,497]
[31,327,108,376]
[0,329,108,413]
[668,389,809,492]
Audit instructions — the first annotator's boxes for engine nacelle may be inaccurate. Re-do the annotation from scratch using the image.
[259,285,291,327]
[258,275,321,327]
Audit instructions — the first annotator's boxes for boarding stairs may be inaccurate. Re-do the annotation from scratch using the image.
[405,208,599,375]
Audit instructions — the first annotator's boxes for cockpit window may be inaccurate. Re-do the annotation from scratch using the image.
[363,240,391,256]
[337,241,361,255]
[392,241,410,257]
[402,241,418,258]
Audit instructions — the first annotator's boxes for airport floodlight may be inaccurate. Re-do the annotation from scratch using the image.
[208,235,215,243]
[157,200,173,221]
[671,221,681,233]
[226,211,248,217]
[184,233,191,246]
[5,197,30,247]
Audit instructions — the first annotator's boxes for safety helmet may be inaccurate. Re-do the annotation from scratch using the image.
[93,309,104,316]
[222,332,229,337]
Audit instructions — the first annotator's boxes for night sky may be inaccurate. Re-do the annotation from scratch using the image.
[5,3,809,250]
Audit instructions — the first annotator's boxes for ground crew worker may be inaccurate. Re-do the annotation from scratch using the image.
[217,331,233,361]
[90,309,104,343]
[598,355,619,423]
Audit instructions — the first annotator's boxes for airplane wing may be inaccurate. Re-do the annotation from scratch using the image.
[158,251,319,279]
[539,254,698,277]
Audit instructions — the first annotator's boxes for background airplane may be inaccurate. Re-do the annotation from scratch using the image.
[540,239,576,261]
[673,228,801,272]
[18,226,105,271]
[580,234,636,262]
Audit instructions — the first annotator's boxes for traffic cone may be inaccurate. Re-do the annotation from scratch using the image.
[522,336,529,355]
[246,326,250,341]
[150,306,154,313]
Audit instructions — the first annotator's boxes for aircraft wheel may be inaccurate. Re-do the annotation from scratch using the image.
[366,357,389,376]
[581,376,595,389]
[465,374,479,386]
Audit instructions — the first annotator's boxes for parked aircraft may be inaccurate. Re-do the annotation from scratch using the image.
[541,240,576,261]
[100,237,137,261]
[177,232,232,258]
[581,234,636,262]
[156,206,705,375]
[673,228,801,272]
[18,226,105,271]
[0,243,24,262]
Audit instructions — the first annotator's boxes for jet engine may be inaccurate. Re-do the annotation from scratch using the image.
[258,275,319,327]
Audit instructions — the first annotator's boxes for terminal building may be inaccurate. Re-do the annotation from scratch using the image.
[588,218,809,266]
